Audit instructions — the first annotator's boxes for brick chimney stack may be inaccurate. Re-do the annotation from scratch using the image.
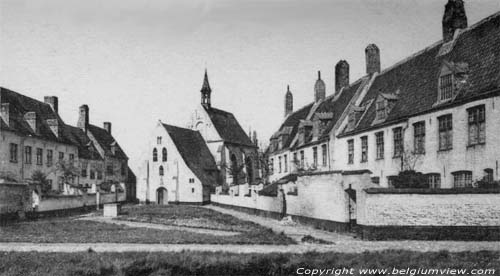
[442,0,467,43]
[365,44,381,75]
[77,105,89,133]
[103,122,112,134]
[335,60,350,93]
[44,96,58,114]
[285,85,293,117]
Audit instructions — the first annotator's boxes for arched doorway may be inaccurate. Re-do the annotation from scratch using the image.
[156,187,168,205]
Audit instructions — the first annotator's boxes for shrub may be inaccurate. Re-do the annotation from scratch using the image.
[476,180,500,189]
[392,170,428,189]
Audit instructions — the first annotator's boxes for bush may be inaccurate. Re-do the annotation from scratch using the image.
[392,170,428,189]
[476,180,500,189]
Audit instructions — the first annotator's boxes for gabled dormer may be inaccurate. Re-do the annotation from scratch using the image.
[373,92,398,125]
[46,119,59,137]
[313,112,333,139]
[345,100,372,132]
[297,120,313,146]
[436,61,469,105]
[24,111,37,133]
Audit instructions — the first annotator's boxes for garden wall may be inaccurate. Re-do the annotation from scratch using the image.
[38,192,126,212]
[356,188,500,240]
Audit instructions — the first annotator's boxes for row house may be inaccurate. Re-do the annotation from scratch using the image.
[267,52,378,183]
[335,4,500,188]
[0,87,130,195]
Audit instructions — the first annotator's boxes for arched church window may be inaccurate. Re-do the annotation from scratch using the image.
[159,165,164,176]
[153,148,158,162]
[162,148,167,162]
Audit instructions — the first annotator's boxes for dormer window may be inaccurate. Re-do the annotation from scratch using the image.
[376,99,387,121]
[439,74,454,101]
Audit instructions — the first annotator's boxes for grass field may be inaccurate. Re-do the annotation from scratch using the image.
[116,204,264,232]
[0,206,294,245]
[0,250,498,276]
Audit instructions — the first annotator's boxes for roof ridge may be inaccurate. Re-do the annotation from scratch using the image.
[378,11,500,77]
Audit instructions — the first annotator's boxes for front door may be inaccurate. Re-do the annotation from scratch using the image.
[156,188,168,205]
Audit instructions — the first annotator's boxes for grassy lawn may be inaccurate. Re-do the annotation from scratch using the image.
[116,204,264,232]
[0,217,293,245]
[0,250,498,276]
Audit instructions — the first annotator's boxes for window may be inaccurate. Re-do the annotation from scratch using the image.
[58,152,64,161]
[157,136,162,145]
[427,173,441,188]
[438,114,453,150]
[69,154,75,162]
[375,132,384,159]
[25,146,32,164]
[312,147,318,166]
[192,188,195,193]
[278,156,282,173]
[106,165,114,175]
[347,139,354,164]
[47,150,53,167]
[189,178,195,183]
[58,177,64,191]
[293,152,297,165]
[413,121,426,154]
[121,163,126,176]
[453,171,472,188]
[300,150,305,168]
[270,158,274,174]
[97,170,103,180]
[35,148,43,165]
[162,148,167,162]
[376,99,386,120]
[284,155,288,173]
[81,168,87,178]
[439,74,454,101]
[153,148,158,162]
[393,127,403,157]
[159,165,164,176]
[371,177,380,185]
[90,170,96,180]
[9,143,18,163]
[360,136,368,162]
[321,144,327,167]
[467,105,485,146]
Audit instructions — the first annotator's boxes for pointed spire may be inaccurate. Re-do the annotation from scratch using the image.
[201,69,212,108]
[318,71,321,79]
[201,69,211,93]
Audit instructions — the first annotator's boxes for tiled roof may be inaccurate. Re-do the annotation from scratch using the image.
[341,12,500,136]
[63,125,102,160]
[269,103,314,154]
[203,106,255,147]
[0,87,73,145]
[162,124,218,187]
[87,124,128,160]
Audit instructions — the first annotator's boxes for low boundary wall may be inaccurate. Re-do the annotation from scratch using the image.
[357,188,500,240]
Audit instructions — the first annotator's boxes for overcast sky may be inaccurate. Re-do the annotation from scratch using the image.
[1,0,499,173]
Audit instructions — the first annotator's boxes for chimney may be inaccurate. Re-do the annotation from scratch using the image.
[365,44,381,75]
[0,103,10,126]
[24,112,37,132]
[314,71,326,102]
[284,85,293,117]
[442,0,467,43]
[77,105,89,132]
[47,119,59,137]
[335,60,350,93]
[44,96,59,113]
[103,122,112,134]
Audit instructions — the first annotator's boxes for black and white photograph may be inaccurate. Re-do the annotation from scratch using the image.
[0,0,499,275]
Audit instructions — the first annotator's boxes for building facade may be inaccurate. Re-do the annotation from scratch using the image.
[0,87,132,196]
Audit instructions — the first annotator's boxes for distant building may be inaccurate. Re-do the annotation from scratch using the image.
[138,70,258,204]
[138,123,218,204]
[0,87,133,196]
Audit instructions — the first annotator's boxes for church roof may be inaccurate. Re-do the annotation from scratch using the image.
[340,11,500,137]
[203,106,255,147]
[162,124,218,187]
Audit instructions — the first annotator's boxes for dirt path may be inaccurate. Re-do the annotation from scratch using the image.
[204,205,354,243]
[0,241,499,253]
[78,216,240,237]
